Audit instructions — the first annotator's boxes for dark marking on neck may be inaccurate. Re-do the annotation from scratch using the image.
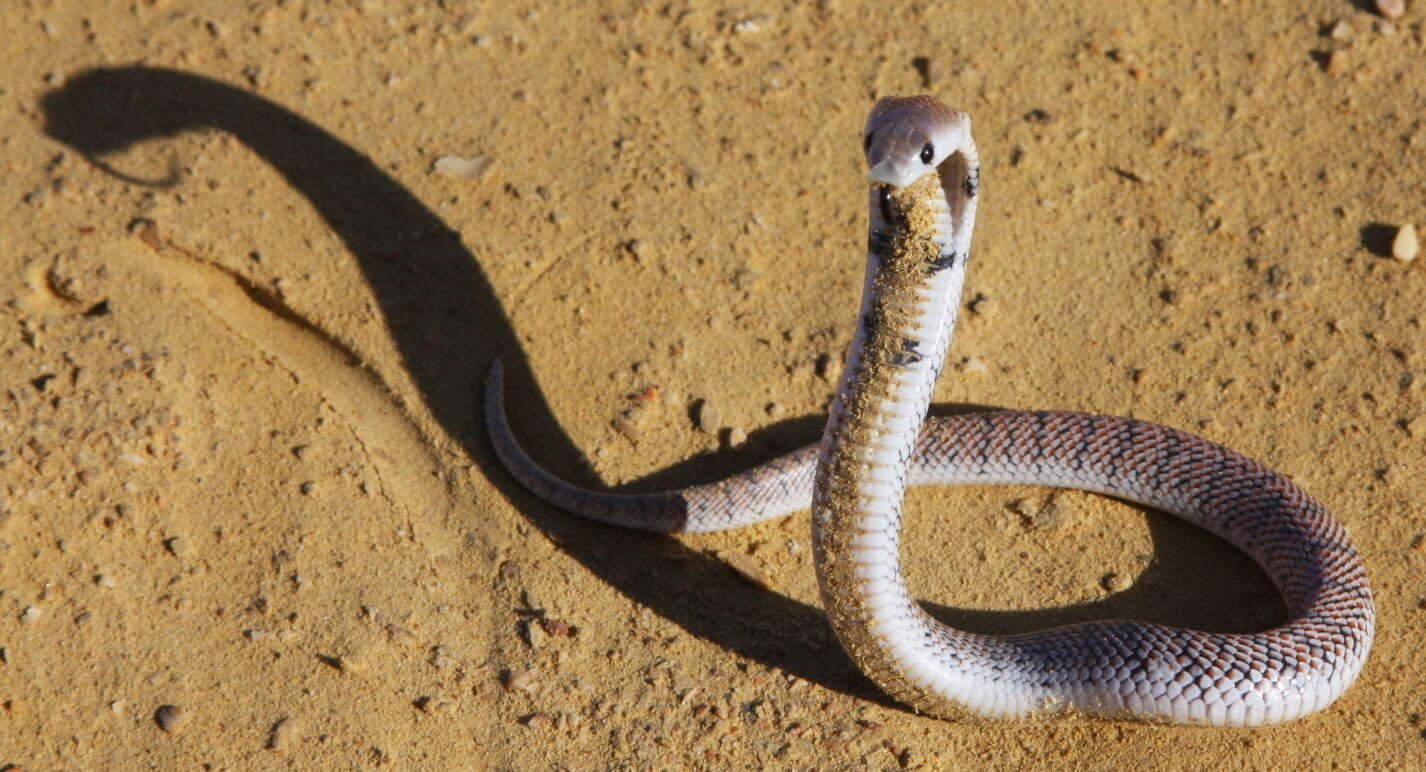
[964,168,980,199]
[927,250,960,274]
[889,338,923,366]
[868,229,894,256]
[861,312,880,340]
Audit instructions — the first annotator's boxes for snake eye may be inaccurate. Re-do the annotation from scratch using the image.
[920,142,935,164]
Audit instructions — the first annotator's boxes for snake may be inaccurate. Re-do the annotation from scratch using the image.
[484,95,1374,726]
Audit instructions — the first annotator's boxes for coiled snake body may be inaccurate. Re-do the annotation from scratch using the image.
[486,96,1374,726]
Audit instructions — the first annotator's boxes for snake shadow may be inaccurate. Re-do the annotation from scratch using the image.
[39,67,1281,713]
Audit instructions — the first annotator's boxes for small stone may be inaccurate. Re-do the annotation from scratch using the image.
[765,402,784,418]
[1101,572,1131,593]
[328,637,377,673]
[155,704,190,733]
[960,357,988,374]
[504,669,536,692]
[1329,20,1354,41]
[722,552,769,590]
[1011,495,1073,530]
[522,711,553,728]
[1405,414,1426,438]
[432,154,494,179]
[727,427,748,447]
[520,618,547,649]
[613,402,649,438]
[686,165,711,189]
[96,574,116,588]
[1326,49,1349,75]
[541,618,575,637]
[695,399,722,433]
[731,266,759,289]
[911,55,939,88]
[19,606,41,624]
[165,536,190,557]
[267,717,295,751]
[1376,0,1405,20]
[1392,224,1418,262]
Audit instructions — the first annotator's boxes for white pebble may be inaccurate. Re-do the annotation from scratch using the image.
[1376,0,1405,20]
[1391,223,1418,262]
[432,154,494,179]
[155,704,191,733]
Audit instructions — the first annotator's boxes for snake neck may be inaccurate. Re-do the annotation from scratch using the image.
[812,169,975,716]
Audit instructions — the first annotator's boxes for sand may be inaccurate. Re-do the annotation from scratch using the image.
[1,1,1423,769]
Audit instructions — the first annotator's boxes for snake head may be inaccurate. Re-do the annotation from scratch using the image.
[863,95,971,189]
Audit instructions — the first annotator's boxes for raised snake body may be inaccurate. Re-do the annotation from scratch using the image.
[485,96,1374,726]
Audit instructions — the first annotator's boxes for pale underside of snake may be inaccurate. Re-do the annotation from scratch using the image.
[485,96,1374,726]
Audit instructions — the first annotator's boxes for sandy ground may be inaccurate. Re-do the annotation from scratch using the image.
[1,0,1423,769]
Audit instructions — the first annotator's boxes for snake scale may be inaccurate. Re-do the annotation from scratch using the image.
[485,96,1374,726]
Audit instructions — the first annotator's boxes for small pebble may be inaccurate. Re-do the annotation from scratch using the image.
[155,704,190,733]
[520,618,547,649]
[960,357,988,374]
[1326,49,1349,75]
[1392,223,1418,262]
[727,427,748,447]
[267,717,294,751]
[1376,0,1405,20]
[96,574,116,588]
[1329,20,1354,41]
[432,154,494,179]
[1101,572,1131,593]
[522,712,553,728]
[1404,414,1426,438]
[765,402,784,418]
[504,669,536,692]
[695,399,722,433]
[612,411,642,442]
[1011,496,1073,530]
[19,607,41,624]
[165,536,190,557]
[722,552,770,590]
[541,618,575,637]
